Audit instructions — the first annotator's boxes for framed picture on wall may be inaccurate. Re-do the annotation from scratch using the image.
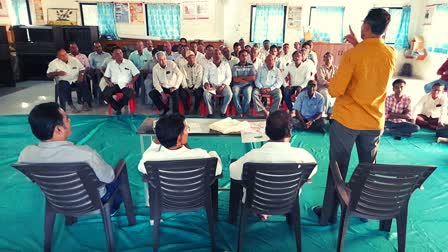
[0,0,8,17]
[423,5,436,25]
[47,8,78,25]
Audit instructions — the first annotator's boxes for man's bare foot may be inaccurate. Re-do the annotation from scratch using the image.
[263,110,270,118]
[258,214,271,221]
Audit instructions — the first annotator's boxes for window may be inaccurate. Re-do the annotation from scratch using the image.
[80,3,99,26]
[250,5,286,45]
[309,7,345,43]
[9,0,31,25]
[382,7,403,44]
[145,4,181,40]
[427,5,448,54]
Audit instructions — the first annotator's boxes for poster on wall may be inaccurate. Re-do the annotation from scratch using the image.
[115,3,130,24]
[34,0,45,25]
[129,3,144,25]
[287,6,302,29]
[182,1,209,20]
[0,0,8,17]
[423,5,436,25]
[47,8,78,25]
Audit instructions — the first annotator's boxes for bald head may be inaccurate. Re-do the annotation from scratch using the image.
[265,54,275,69]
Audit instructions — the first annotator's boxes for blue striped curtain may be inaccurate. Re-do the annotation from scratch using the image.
[311,7,345,43]
[394,7,411,49]
[428,5,448,54]
[146,5,180,40]
[253,5,285,44]
[97,3,119,39]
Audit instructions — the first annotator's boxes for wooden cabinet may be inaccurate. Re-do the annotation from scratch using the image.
[313,42,352,67]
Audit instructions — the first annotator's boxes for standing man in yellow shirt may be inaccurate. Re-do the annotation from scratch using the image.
[313,8,396,226]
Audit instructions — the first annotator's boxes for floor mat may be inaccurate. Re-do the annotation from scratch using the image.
[1,114,447,252]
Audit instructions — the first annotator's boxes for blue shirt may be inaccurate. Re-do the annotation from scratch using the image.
[254,65,283,90]
[231,62,256,86]
[293,91,324,120]
[129,50,152,70]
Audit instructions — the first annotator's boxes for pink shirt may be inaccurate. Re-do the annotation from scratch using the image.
[69,53,90,68]
[385,94,412,123]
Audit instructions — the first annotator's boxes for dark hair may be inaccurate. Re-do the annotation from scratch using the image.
[292,50,301,57]
[265,110,292,141]
[233,42,240,49]
[112,46,122,53]
[263,40,270,43]
[56,48,65,56]
[205,44,214,50]
[190,41,197,46]
[28,102,64,141]
[364,8,391,36]
[238,49,248,57]
[432,82,443,89]
[302,42,311,48]
[269,45,278,51]
[155,114,186,148]
[151,48,159,57]
[307,80,317,87]
[392,78,406,87]
[324,51,333,57]
[180,37,187,42]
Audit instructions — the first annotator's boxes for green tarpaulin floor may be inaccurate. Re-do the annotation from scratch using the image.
[1,114,447,252]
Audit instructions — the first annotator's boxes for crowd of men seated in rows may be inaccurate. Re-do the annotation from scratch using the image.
[46,37,448,138]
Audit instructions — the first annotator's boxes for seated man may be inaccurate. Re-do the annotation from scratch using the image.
[190,41,205,61]
[317,52,338,118]
[180,50,204,114]
[174,44,189,69]
[18,102,121,213]
[129,41,152,97]
[88,42,112,100]
[231,50,256,117]
[384,79,420,138]
[203,48,233,117]
[302,41,318,67]
[231,42,241,57]
[283,50,315,112]
[103,47,140,115]
[292,80,326,133]
[258,40,270,61]
[413,82,447,130]
[47,48,92,113]
[278,43,292,71]
[198,44,214,68]
[222,47,240,69]
[423,58,448,93]
[69,42,90,69]
[229,110,317,220]
[138,114,222,176]
[144,40,154,54]
[163,41,179,61]
[252,54,283,117]
[149,51,184,116]
[248,47,263,72]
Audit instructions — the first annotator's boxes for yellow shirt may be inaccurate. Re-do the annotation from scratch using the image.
[329,38,395,130]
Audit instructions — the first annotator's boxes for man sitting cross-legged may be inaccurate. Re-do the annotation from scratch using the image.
[231,50,256,117]
[413,82,447,130]
[103,47,140,115]
[229,110,317,221]
[138,114,222,176]
[292,80,326,133]
[149,51,184,116]
[47,48,92,113]
[18,102,122,214]
[203,48,233,118]
[384,79,420,138]
[252,54,283,118]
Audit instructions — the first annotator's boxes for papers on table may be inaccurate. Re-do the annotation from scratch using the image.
[209,117,250,134]
[241,121,269,143]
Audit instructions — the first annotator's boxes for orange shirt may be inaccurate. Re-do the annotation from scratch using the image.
[329,38,395,130]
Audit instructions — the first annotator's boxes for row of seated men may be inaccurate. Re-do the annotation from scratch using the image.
[46,37,448,139]
[19,103,317,220]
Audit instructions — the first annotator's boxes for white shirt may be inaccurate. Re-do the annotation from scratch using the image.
[283,61,316,88]
[203,61,232,86]
[138,141,222,176]
[278,53,292,71]
[229,142,317,180]
[175,55,188,69]
[195,52,205,62]
[258,48,270,61]
[47,57,85,84]
[104,59,140,89]
[413,93,448,123]
[152,60,184,93]
[248,58,263,72]
[181,63,203,89]
[223,56,240,69]
[198,56,213,69]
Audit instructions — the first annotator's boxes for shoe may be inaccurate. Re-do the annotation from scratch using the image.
[207,114,214,118]
[394,136,402,140]
[312,206,337,225]
[359,218,369,223]
[220,113,227,118]
[116,109,122,115]
[68,105,79,113]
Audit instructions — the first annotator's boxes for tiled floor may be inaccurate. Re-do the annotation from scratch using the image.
[0,77,430,116]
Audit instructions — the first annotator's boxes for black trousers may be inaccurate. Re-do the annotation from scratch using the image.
[180,87,204,111]
[103,85,133,111]
[293,117,326,132]
[149,87,180,113]
[56,80,92,110]
[319,120,381,225]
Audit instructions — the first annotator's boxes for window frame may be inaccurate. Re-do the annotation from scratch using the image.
[249,5,287,44]
[381,7,403,45]
[80,3,98,26]
[308,6,345,43]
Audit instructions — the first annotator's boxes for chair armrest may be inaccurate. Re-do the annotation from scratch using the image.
[329,160,351,206]
[114,159,127,179]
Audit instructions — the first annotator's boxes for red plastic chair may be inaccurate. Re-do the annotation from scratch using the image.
[108,93,136,115]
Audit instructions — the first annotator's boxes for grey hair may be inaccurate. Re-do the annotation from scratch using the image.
[156,51,166,61]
